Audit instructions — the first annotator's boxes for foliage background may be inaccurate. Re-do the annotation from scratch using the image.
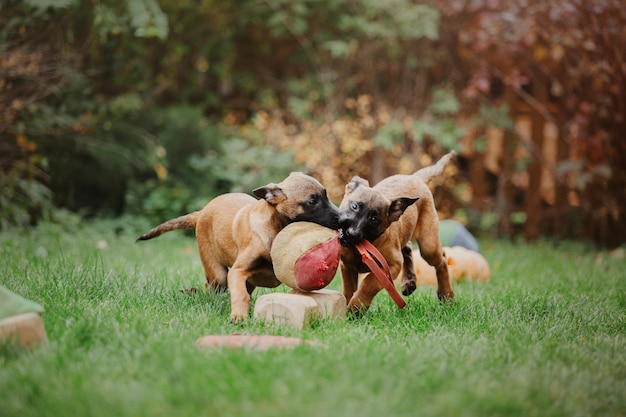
[1,0,624,247]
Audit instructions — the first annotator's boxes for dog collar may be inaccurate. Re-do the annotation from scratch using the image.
[354,240,406,309]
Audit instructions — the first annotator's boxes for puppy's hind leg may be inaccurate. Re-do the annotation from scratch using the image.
[200,258,228,292]
[418,242,453,301]
[400,244,417,296]
[415,201,454,301]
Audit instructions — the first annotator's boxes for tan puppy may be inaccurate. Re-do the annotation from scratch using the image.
[337,152,456,314]
[445,246,491,283]
[403,247,490,287]
[137,172,340,321]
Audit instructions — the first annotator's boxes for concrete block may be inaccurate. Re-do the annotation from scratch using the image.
[289,289,346,319]
[254,293,319,329]
[254,289,346,328]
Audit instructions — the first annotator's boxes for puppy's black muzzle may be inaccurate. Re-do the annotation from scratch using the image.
[338,228,364,247]
[338,215,365,247]
[296,199,342,230]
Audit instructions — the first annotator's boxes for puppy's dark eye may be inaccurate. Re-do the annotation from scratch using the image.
[350,202,359,211]
[369,212,380,223]
[308,196,320,206]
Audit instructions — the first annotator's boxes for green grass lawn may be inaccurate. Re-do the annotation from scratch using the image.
[1,218,625,417]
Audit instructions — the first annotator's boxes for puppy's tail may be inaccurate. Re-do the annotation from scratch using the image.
[136,211,201,241]
[414,150,456,186]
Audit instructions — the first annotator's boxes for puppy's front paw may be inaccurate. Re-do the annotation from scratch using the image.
[437,289,455,303]
[229,312,247,323]
[401,279,417,296]
[347,298,370,318]
[229,302,250,323]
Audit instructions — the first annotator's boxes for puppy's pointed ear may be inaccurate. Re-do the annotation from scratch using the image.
[253,184,287,205]
[388,197,419,222]
[344,176,369,195]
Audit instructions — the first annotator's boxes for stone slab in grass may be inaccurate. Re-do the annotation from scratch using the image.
[195,334,326,350]
[288,288,346,318]
[253,289,346,329]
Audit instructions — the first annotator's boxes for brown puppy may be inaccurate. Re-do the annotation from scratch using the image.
[337,152,455,314]
[137,172,340,321]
